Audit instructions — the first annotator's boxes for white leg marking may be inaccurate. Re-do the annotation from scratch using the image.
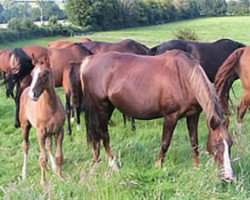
[28,67,41,99]
[71,117,75,123]
[223,139,234,179]
[22,153,28,179]
[77,124,81,131]
[108,157,119,171]
[49,152,57,172]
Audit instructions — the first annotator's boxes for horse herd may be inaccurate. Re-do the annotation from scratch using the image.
[0,37,249,184]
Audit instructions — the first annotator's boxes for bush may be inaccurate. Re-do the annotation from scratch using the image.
[173,28,199,41]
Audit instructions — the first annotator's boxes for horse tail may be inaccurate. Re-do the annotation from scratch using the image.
[214,48,245,115]
[68,62,81,110]
[80,57,100,144]
[188,63,223,121]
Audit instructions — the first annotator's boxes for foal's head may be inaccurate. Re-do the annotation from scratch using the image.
[207,114,234,182]
[29,54,53,101]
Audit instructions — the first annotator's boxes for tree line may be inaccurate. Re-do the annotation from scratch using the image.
[66,0,250,31]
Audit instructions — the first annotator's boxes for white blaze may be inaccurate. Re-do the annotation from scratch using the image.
[28,67,41,99]
[223,139,233,178]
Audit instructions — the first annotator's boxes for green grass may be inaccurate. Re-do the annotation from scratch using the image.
[1,16,250,199]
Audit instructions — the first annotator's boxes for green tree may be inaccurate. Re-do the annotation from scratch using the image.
[227,0,239,15]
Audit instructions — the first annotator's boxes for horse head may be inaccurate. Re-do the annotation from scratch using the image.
[29,54,53,101]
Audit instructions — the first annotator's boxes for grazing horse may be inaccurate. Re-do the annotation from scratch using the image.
[6,44,93,134]
[148,39,245,82]
[215,47,249,130]
[80,50,234,181]
[82,39,149,131]
[19,55,65,185]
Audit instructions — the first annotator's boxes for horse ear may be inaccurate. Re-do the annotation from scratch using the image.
[209,116,220,131]
[31,53,38,65]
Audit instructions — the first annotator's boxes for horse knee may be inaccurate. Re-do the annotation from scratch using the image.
[161,141,169,152]
[39,155,47,168]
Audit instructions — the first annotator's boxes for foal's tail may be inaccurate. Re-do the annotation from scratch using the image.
[214,48,245,115]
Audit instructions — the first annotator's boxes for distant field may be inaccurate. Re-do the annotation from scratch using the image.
[1,16,250,199]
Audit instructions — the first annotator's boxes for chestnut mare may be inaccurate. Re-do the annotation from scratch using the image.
[6,44,93,134]
[215,47,249,131]
[148,39,245,82]
[48,37,91,48]
[82,39,149,131]
[81,50,234,181]
[19,55,65,185]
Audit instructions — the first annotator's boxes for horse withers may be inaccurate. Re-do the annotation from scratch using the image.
[80,50,234,182]
[19,54,66,185]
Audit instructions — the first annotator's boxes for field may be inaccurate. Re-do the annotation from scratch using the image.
[0,16,250,199]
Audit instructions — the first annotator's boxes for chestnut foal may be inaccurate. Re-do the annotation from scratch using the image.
[19,55,66,184]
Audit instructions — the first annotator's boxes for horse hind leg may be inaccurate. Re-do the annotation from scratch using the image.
[37,130,47,185]
[76,106,81,131]
[21,121,31,180]
[237,91,250,133]
[45,136,57,173]
[65,95,72,135]
[186,114,200,168]
[55,128,64,179]
[155,116,177,168]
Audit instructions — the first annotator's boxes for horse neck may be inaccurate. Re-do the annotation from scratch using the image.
[41,81,58,111]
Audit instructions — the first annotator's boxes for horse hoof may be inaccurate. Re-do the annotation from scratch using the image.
[155,161,162,169]
[109,158,119,171]
[15,121,20,128]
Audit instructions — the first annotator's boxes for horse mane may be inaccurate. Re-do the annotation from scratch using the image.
[214,48,245,115]
[189,63,224,122]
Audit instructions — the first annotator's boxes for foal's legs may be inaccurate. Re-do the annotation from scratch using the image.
[37,129,47,185]
[155,116,177,168]
[76,106,81,131]
[55,129,64,178]
[186,114,200,168]
[21,121,31,179]
[45,136,57,172]
[65,94,72,135]
[237,91,250,132]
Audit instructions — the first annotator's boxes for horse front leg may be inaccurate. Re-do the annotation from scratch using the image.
[37,130,47,185]
[155,116,177,168]
[186,113,200,168]
[14,82,22,128]
[55,128,64,179]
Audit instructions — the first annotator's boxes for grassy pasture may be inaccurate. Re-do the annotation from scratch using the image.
[0,16,250,199]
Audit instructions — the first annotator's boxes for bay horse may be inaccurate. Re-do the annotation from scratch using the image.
[19,55,65,185]
[148,39,245,82]
[214,47,249,130]
[6,44,93,134]
[80,50,234,182]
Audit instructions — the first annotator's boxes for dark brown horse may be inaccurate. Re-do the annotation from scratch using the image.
[19,55,65,185]
[80,50,234,181]
[215,47,249,131]
[148,39,245,82]
[6,44,93,134]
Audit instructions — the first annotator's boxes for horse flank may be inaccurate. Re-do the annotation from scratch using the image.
[189,64,223,121]
[214,48,245,115]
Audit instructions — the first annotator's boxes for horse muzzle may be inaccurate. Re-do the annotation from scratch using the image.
[28,90,40,101]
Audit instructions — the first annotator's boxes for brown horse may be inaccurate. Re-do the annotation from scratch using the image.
[81,50,234,181]
[19,55,65,185]
[214,47,249,130]
[7,44,93,134]
[81,39,149,131]
[48,37,91,48]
